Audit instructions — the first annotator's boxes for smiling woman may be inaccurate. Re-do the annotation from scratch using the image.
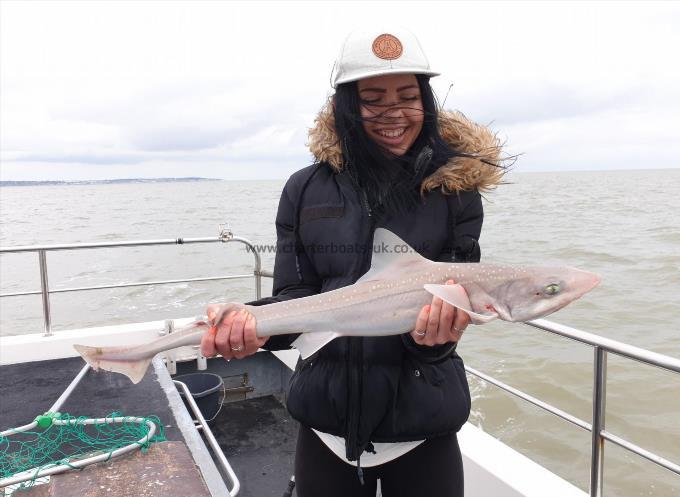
[330,68,465,218]
[201,25,509,497]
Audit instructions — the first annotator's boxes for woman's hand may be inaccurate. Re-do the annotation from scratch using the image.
[411,279,470,346]
[200,304,268,360]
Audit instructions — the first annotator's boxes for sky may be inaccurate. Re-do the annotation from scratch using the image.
[1,1,679,181]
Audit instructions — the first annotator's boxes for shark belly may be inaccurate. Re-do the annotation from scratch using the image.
[252,286,431,338]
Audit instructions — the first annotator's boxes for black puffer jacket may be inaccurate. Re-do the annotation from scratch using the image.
[247,102,506,462]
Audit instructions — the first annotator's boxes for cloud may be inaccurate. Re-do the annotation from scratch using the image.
[448,80,643,128]
[1,1,679,180]
[1,74,322,168]
[4,152,146,165]
[502,106,680,171]
[128,126,236,153]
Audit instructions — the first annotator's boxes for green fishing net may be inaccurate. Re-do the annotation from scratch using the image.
[0,411,166,495]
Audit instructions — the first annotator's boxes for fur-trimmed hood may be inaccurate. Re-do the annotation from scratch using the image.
[307,99,509,193]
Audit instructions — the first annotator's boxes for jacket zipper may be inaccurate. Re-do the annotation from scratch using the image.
[362,190,373,218]
[345,189,374,478]
[346,334,362,458]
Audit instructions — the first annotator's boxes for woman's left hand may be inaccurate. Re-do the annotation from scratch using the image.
[411,279,470,346]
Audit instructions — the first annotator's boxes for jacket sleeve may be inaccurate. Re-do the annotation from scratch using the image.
[401,190,484,363]
[243,173,322,351]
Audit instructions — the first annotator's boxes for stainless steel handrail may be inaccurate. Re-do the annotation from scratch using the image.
[175,380,240,496]
[0,274,255,298]
[466,319,680,497]
[2,235,678,496]
[527,319,680,374]
[465,365,592,432]
[0,237,223,253]
[0,232,267,336]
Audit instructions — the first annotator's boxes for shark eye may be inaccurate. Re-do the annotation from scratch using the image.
[543,283,561,296]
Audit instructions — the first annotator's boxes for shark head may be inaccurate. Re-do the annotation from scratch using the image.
[483,266,601,322]
[370,228,600,325]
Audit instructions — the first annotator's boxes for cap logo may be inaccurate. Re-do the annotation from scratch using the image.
[372,33,403,60]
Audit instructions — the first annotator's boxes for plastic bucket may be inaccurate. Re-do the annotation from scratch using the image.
[175,373,224,424]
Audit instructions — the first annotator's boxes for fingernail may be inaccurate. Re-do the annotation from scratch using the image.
[208,311,216,320]
[446,279,454,285]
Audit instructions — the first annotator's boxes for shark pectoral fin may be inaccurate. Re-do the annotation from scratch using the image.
[291,332,340,360]
[423,284,499,325]
[466,312,499,325]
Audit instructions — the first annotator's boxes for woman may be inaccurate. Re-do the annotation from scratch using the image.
[201,26,506,497]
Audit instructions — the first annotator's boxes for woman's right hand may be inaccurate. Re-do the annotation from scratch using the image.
[200,303,268,361]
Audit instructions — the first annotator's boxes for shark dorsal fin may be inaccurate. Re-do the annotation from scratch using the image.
[357,228,427,283]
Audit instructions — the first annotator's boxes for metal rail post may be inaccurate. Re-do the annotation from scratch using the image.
[254,249,262,300]
[38,249,52,336]
[590,346,607,497]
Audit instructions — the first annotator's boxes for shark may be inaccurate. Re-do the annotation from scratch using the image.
[74,228,600,383]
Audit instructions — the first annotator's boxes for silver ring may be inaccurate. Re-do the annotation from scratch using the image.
[231,345,244,352]
[453,326,464,333]
[414,330,426,336]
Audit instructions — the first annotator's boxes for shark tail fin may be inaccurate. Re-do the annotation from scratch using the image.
[73,344,153,384]
[291,332,341,360]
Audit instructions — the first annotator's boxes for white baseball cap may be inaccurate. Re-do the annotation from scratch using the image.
[331,26,440,88]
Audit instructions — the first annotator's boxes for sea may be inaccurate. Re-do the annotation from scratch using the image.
[1,169,679,496]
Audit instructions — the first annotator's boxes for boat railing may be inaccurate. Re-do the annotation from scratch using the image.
[1,232,679,497]
[0,226,273,336]
[468,319,680,497]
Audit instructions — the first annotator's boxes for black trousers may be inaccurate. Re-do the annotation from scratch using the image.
[294,425,464,497]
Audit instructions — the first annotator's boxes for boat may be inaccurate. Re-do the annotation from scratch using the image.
[1,226,678,497]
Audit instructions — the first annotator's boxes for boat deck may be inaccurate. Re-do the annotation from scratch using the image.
[1,356,219,496]
[1,347,608,497]
[210,395,298,497]
[0,355,299,496]
[0,357,183,440]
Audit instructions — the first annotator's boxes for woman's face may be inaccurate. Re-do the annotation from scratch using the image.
[357,73,424,156]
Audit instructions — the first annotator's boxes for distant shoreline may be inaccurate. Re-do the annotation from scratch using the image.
[2,169,677,187]
[0,177,221,187]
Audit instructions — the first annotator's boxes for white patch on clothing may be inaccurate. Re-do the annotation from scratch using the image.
[312,429,425,467]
